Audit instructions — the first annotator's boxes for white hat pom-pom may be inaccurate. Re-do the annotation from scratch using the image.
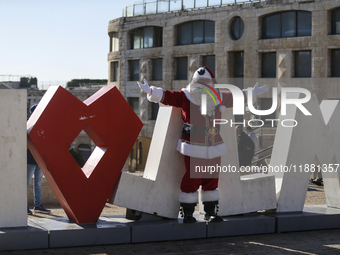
[220,105,226,112]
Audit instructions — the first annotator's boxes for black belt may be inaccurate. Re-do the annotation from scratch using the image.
[182,123,220,136]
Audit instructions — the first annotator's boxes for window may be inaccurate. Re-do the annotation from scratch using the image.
[110,32,119,52]
[331,8,340,34]
[131,26,162,49]
[132,28,143,49]
[128,97,139,117]
[110,61,118,82]
[177,20,215,45]
[230,16,244,40]
[294,51,311,77]
[262,11,311,39]
[261,52,276,78]
[297,11,311,36]
[176,57,188,80]
[263,13,281,39]
[205,20,215,43]
[203,56,215,77]
[282,12,296,37]
[233,51,244,90]
[193,21,204,44]
[152,59,163,80]
[234,52,244,78]
[129,60,140,81]
[331,49,340,77]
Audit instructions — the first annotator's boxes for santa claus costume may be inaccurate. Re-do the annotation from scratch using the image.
[137,67,267,223]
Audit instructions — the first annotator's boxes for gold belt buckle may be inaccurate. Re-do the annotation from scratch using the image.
[205,127,218,136]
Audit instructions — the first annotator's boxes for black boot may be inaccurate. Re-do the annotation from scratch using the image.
[180,203,197,223]
[203,201,223,222]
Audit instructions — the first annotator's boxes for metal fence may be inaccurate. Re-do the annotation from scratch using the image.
[123,0,263,17]
[0,74,26,82]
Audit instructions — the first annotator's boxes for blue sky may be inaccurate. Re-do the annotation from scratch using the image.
[0,0,127,89]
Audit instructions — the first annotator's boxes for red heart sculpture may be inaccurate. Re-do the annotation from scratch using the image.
[27,86,143,223]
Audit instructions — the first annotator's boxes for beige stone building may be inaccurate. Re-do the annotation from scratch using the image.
[107,0,340,156]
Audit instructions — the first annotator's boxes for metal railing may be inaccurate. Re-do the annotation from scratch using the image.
[0,74,28,82]
[251,145,273,165]
[123,0,263,17]
[250,126,275,165]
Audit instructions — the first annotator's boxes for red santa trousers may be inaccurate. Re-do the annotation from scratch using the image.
[180,155,221,193]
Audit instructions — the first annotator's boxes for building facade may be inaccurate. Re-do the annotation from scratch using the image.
[107,0,340,152]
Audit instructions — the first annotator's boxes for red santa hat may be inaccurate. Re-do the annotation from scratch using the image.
[193,66,217,84]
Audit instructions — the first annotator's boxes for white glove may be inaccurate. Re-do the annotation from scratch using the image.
[243,82,268,103]
[253,82,268,95]
[137,79,152,94]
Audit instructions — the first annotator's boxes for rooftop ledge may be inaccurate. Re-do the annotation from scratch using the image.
[122,0,264,17]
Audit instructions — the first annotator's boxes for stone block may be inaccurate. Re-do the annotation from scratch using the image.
[273,205,340,232]
[270,94,340,212]
[216,107,277,216]
[207,214,275,238]
[0,90,27,228]
[30,217,130,248]
[129,214,206,243]
[0,220,48,251]
[112,106,185,219]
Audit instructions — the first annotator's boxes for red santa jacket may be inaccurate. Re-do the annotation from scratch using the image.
[160,88,233,159]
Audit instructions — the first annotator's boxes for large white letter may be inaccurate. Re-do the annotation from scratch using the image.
[248,87,278,116]
[281,88,312,116]
[215,84,244,115]
[271,92,340,212]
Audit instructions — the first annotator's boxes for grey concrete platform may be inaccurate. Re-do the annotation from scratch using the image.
[105,212,207,243]
[2,205,340,251]
[267,205,340,233]
[30,216,130,248]
[0,221,48,251]
[130,218,206,243]
[208,214,276,238]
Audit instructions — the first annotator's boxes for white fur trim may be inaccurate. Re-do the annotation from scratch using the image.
[182,88,200,105]
[179,191,199,204]
[147,86,164,103]
[201,189,220,202]
[177,139,227,159]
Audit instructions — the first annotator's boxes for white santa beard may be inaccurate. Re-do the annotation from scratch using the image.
[188,80,219,117]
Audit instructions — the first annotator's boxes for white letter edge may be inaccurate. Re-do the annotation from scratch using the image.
[217,107,276,216]
[271,93,340,212]
[112,106,185,218]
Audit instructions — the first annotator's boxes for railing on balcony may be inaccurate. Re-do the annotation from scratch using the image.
[123,0,263,17]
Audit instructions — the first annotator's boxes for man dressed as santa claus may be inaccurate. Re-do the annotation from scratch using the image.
[137,67,267,223]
